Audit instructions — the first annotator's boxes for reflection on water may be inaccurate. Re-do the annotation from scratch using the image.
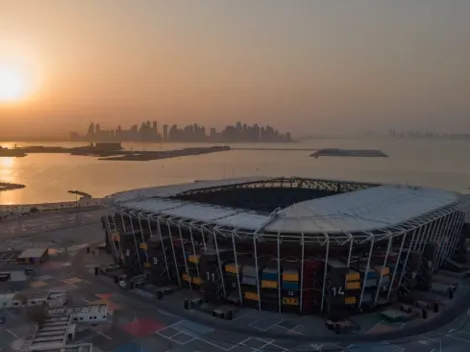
[0,157,15,181]
[1,157,14,167]
[0,139,469,205]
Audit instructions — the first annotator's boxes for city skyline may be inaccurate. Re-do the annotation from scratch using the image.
[70,121,292,143]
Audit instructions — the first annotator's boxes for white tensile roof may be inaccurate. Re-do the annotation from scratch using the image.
[263,185,460,234]
[113,178,461,234]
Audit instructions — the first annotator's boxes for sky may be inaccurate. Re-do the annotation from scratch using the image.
[0,0,469,139]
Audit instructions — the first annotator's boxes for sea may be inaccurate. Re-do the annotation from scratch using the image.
[1,138,469,205]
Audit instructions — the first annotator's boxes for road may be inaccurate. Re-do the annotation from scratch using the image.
[0,209,103,239]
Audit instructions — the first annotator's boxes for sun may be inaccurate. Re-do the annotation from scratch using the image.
[0,67,27,102]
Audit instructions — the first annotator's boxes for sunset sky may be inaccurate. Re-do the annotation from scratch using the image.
[0,0,470,139]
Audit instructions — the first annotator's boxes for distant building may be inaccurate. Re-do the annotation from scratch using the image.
[72,121,293,143]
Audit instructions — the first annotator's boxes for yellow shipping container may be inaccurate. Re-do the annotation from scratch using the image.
[375,266,390,276]
[346,272,360,282]
[346,281,361,290]
[188,255,200,264]
[244,292,259,301]
[261,280,278,289]
[139,243,148,250]
[225,264,238,274]
[192,277,203,285]
[282,272,299,282]
[282,297,299,306]
[345,296,357,305]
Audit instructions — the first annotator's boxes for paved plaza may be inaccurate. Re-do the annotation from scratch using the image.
[1,211,470,351]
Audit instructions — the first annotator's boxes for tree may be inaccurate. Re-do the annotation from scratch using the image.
[26,303,48,326]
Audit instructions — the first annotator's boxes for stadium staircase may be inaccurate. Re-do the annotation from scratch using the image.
[200,248,226,303]
[147,238,171,284]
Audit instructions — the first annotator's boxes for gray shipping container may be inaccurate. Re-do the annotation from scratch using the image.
[242,265,258,277]
[242,276,258,286]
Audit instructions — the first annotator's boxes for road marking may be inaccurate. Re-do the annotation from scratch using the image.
[96,331,112,340]
[447,333,470,344]
[230,337,253,350]
[74,332,99,344]
[155,320,184,333]
[5,329,18,338]
[4,310,17,318]
[156,309,179,317]
[249,319,282,332]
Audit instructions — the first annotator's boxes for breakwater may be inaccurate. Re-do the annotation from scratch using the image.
[311,148,388,158]
[0,182,26,192]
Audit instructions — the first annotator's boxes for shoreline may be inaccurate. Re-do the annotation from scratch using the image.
[0,198,102,213]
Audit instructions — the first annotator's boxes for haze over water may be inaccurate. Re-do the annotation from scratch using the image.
[1,0,470,138]
[2,1,470,205]
[1,139,469,205]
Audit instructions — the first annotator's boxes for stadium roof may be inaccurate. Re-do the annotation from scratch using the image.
[264,185,460,233]
[109,177,464,235]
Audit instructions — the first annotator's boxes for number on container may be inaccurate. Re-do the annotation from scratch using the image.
[331,287,344,296]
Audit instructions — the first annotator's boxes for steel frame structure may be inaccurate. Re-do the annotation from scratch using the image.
[102,177,470,314]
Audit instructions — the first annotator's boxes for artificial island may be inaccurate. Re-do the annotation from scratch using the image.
[0,143,231,161]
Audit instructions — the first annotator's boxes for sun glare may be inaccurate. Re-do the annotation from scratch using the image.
[0,67,27,102]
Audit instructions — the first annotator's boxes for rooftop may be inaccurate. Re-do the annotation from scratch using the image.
[17,247,49,259]
[108,177,465,235]
[48,304,108,316]
[23,315,73,352]
[0,250,22,264]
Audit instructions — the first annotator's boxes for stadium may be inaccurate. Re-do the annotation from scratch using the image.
[101,177,469,319]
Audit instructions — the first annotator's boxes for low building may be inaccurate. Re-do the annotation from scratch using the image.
[0,249,23,265]
[0,268,31,282]
[20,315,76,351]
[0,290,68,309]
[48,304,108,323]
[16,248,49,265]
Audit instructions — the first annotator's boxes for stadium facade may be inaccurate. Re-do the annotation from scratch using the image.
[101,177,469,319]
